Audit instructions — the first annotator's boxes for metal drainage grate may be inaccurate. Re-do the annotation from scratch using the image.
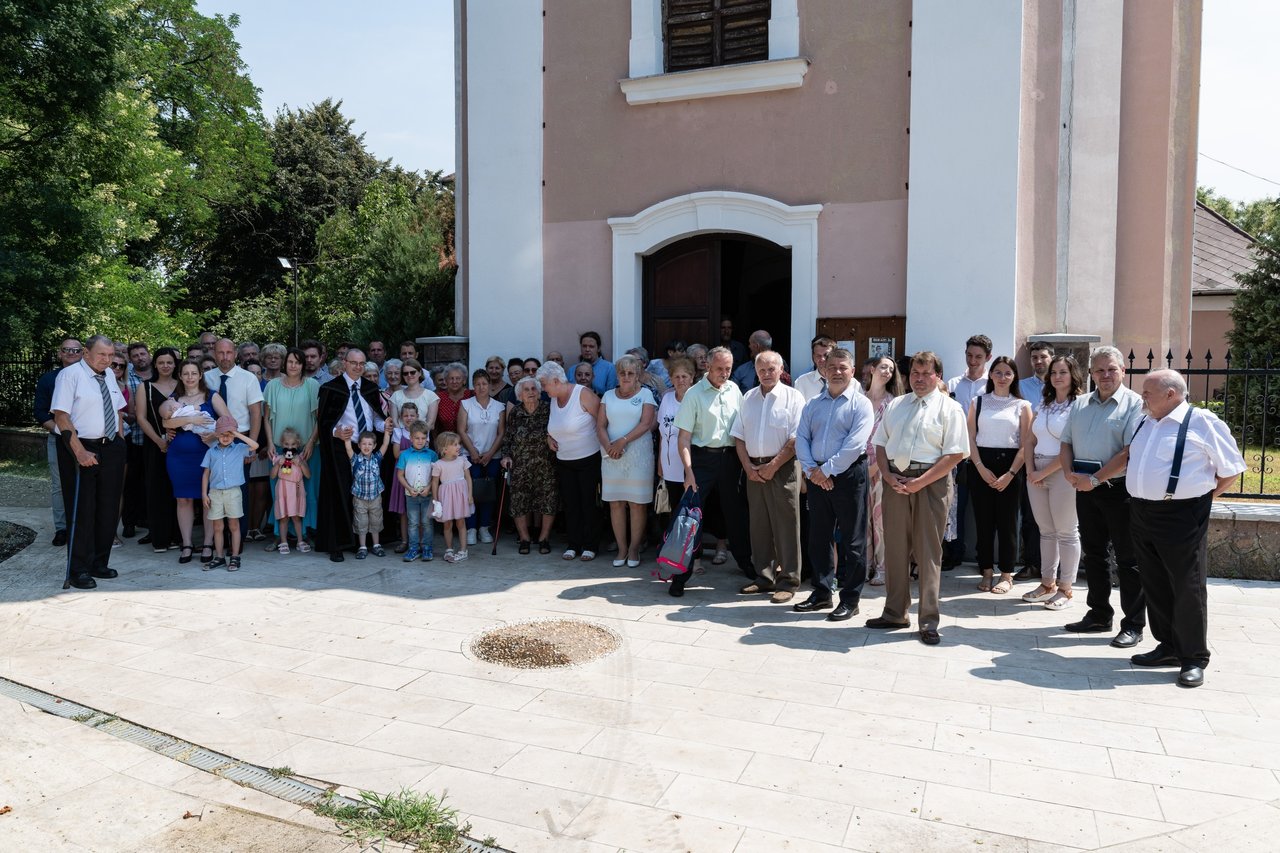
[0,676,507,852]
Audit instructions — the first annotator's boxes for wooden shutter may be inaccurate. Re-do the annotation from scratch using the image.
[664,0,771,73]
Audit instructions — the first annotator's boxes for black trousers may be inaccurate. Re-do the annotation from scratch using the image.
[56,434,126,581]
[121,440,148,528]
[555,453,601,552]
[808,458,868,605]
[1131,494,1213,666]
[690,446,753,574]
[142,439,177,548]
[968,447,1023,572]
[1076,480,1146,631]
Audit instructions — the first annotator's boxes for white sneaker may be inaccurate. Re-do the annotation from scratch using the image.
[466,528,477,546]
[479,528,493,544]
[453,549,469,562]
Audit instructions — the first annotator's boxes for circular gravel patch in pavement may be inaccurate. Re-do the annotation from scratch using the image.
[468,619,621,669]
[0,520,37,563]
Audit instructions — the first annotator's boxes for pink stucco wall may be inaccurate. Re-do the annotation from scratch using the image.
[543,220,615,359]
[817,201,908,317]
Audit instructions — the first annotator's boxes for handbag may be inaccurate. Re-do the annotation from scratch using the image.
[655,488,702,581]
[653,480,671,514]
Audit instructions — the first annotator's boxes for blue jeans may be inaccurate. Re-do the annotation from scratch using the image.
[405,495,434,551]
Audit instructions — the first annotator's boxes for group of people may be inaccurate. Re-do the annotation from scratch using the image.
[37,323,1244,687]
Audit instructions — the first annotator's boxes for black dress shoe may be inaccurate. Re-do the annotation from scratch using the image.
[1131,646,1179,667]
[122,525,136,538]
[68,575,97,590]
[329,551,345,562]
[1110,628,1143,649]
[89,568,118,579]
[827,603,859,622]
[138,534,153,545]
[1178,665,1205,688]
[793,596,833,613]
[865,616,911,629]
[919,628,941,645]
[52,530,68,547]
[1064,618,1113,633]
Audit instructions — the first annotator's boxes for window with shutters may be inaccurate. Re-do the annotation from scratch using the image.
[664,0,771,73]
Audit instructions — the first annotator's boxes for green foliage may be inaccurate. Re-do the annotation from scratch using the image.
[315,788,478,853]
[1198,187,1280,238]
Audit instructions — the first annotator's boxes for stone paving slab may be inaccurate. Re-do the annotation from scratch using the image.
[3,502,1280,851]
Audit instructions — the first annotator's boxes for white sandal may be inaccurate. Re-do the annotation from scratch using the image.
[562,549,577,561]
[580,550,596,562]
[1043,591,1073,610]
[1022,585,1056,603]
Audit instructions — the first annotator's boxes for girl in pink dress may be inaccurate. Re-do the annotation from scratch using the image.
[270,427,311,553]
[431,432,474,563]
[388,402,419,552]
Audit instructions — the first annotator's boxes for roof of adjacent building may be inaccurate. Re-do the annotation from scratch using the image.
[1193,201,1258,296]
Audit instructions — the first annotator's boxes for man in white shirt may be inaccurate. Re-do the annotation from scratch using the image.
[793,336,834,402]
[1124,370,1244,688]
[943,333,992,570]
[50,335,128,589]
[871,351,969,645]
[732,351,806,602]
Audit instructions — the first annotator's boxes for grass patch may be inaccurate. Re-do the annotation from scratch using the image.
[267,766,293,778]
[1227,446,1280,497]
[314,788,481,853]
[0,456,46,479]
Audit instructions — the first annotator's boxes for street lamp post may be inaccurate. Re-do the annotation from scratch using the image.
[277,257,299,347]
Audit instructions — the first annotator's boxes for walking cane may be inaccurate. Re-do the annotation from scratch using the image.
[490,470,509,556]
[62,465,81,590]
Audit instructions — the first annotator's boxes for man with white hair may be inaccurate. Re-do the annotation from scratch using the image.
[1059,346,1146,648]
[1123,369,1244,688]
[732,350,806,602]
[731,330,773,392]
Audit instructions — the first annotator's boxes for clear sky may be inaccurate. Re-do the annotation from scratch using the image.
[200,1,1278,201]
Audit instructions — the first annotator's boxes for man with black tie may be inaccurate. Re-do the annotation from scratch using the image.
[316,348,386,561]
[1125,370,1244,688]
[50,335,127,590]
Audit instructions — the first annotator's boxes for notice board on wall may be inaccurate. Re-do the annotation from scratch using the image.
[814,317,906,364]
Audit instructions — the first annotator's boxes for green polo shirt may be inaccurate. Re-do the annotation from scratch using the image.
[674,376,742,448]
[1059,384,1143,469]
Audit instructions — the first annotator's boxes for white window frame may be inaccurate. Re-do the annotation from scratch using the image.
[622,0,806,105]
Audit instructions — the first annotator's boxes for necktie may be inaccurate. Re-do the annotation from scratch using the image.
[218,373,229,401]
[893,396,928,472]
[352,381,368,434]
[95,373,117,439]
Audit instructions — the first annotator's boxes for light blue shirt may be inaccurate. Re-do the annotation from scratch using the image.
[1019,375,1045,411]
[201,441,251,491]
[732,361,757,392]
[1059,385,1144,468]
[796,383,875,478]
[589,357,618,396]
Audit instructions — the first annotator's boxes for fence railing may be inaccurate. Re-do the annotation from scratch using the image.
[0,352,54,429]
[1125,349,1278,500]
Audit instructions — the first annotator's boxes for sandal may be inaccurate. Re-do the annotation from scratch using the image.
[1022,585,1056,603]
[297,541,312,553]
[580,550,596,562]
[562,549,577,561]
[265,539,280,552]
[1044,591,1073,610]
[991,576,1014,594]
[538,540,551,554]
[371,545,386,557]
[711,549,728,565]
[200,545,213,563]
[977,570,993,592]
[518,540,531,555]
[178,546,193,565]
[278,542,290,555]
[869,571,885,586]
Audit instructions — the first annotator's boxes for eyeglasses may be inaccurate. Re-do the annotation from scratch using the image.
[111,362,127,369]
[61,347,82,354]
[402,369,418,375]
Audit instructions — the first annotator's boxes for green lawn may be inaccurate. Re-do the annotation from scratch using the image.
[1225,445,1280,498]
[0,456,46,479]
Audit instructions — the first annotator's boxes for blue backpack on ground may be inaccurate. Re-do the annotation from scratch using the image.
[655,487,702,581]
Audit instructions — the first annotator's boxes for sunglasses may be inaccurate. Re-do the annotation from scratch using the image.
[61,347,83,354]
[402,369,419,375]
[111,362,127,369]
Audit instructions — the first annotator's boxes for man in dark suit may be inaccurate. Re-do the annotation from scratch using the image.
[316,348,386,561]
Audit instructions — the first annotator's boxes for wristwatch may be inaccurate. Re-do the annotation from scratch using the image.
[1088,475,1106,488]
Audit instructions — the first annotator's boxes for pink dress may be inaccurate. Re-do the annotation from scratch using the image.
[866,394,893,575]
[387,429,411,513]
[432,456,471,521]
[275,456,306,519]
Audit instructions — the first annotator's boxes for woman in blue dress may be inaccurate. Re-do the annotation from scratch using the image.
[164,360,230,563]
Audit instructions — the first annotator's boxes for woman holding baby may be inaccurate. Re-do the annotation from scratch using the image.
[163,359,231,563]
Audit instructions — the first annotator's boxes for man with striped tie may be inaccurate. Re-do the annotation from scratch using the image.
[51,335,128,589]
[205,339,264,538]
[316,348,387,561]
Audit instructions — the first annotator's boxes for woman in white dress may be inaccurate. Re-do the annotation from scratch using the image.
[596,355,657,567]
[458,369,506,545]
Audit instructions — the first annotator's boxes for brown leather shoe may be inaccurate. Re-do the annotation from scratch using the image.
[865,616,911,629]
[770,589,794,604]
[739,582,775,595]
[920,628,941,645]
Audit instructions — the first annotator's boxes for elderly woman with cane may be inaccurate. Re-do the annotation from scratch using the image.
[501,377,558,553]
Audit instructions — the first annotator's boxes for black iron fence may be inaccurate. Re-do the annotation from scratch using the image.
[1125,349,1279,500]
[0,351,54,428]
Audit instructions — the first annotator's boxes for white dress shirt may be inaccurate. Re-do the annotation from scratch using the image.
[332,377,385,437]
[205,365,263,432]
[50,359,127,439]
[947,372,988,414]
[793,369,826,402]
[873,388,970,471]
[730,382,805,458]
[1126,402,1245,500]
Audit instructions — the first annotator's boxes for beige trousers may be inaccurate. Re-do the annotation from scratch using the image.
[745,459,801,585]
[881,472,952,631]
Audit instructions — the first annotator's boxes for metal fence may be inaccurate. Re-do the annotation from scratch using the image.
[0,351,53,428]
[1125,349,1279,500]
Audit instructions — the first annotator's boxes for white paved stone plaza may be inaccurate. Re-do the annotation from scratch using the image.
[3,502,1279,852]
